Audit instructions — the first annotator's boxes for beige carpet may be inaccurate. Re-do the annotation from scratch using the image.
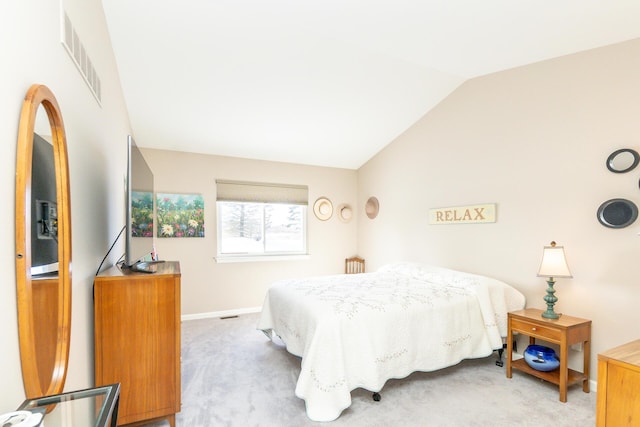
[146,313,596,426]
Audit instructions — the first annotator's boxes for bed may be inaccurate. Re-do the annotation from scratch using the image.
[257,262,526,422]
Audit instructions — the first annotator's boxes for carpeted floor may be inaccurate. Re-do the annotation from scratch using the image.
[146,313,596,426]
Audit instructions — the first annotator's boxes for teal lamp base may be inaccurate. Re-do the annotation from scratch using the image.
[541,278,560,319]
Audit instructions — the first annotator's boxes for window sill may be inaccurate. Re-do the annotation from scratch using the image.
[214,254,310,263]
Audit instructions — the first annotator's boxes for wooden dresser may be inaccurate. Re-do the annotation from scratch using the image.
[94,261,181,427]
[597,339,640,426]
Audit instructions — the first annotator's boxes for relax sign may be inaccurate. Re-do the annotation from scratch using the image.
[429,203,496,225]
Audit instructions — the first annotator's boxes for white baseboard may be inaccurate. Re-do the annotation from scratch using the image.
[181,306,261,322]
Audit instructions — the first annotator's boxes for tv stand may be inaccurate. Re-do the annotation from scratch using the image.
[94,261,181,426]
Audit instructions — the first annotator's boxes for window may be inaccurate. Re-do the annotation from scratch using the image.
[216,180,308,259]
[218,202,306,255]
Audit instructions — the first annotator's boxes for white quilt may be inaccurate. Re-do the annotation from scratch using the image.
[257,263,525,422]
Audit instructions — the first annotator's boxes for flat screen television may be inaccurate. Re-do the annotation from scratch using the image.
[31,133,58,276]
[124,135,155,270]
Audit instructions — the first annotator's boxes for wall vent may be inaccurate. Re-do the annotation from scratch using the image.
[61,11,102,106]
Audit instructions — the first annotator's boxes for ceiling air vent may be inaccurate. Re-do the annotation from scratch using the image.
[61,11,102,106]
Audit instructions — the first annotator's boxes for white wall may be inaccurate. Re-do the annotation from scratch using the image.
[0,0,132,411]
[357,38,640,379]
[141,149,358,315]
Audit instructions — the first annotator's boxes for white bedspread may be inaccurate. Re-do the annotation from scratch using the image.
[257,263,525,422]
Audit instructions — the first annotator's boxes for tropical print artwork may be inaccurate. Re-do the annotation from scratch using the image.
[156,193,205,238]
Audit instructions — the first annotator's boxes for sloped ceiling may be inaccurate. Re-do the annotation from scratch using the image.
[102,1,640,169]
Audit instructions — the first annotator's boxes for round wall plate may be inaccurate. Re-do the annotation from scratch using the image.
[337,204,353,223]
[365,196,379,219]
[597,198,638,228]
[313,197,333,221]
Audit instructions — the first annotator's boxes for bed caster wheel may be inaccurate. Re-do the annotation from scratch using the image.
[495,360,504,367]
[372,392,381,402]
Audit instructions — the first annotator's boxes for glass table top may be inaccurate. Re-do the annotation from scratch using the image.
[17,383,120,427]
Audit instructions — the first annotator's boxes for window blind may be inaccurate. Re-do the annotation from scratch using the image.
[216,180,308,205]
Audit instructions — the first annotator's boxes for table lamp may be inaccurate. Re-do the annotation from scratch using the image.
[537,241,572,319]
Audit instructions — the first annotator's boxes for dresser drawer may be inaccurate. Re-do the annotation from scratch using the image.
[510,318,561,341]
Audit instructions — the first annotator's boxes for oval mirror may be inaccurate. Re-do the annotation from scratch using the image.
[606,148,639,173]
[596,198,638,228]
[15,84,72,398]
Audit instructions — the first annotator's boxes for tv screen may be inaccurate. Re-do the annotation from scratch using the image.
[31,133,58,276]
[125,135,155,268]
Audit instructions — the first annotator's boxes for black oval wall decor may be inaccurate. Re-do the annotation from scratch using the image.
[597,198,638,228]
[606,148,640,173]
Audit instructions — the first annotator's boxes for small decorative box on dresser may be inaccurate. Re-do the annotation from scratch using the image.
[94,261,181,427]
[596,339,640,427]
[506,308,591,402]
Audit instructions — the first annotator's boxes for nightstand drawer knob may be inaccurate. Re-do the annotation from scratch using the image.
[531,327,537,331]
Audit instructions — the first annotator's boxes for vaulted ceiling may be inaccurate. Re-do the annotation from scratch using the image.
[102,1,640,169]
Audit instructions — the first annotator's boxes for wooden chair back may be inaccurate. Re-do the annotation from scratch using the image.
[345,256,365,274]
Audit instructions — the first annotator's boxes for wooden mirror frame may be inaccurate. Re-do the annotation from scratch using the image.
[15,84,72,398]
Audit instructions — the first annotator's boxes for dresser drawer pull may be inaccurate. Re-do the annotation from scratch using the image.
[531,327,537,331]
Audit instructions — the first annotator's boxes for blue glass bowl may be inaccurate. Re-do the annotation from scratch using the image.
[523,345,560,372]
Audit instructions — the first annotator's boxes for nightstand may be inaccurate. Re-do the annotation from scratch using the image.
[506,308,591,402]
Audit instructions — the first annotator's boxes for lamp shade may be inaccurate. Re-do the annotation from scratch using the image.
[537,241,572,278]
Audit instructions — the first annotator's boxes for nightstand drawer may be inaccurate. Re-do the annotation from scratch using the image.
[510,318,561,341]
